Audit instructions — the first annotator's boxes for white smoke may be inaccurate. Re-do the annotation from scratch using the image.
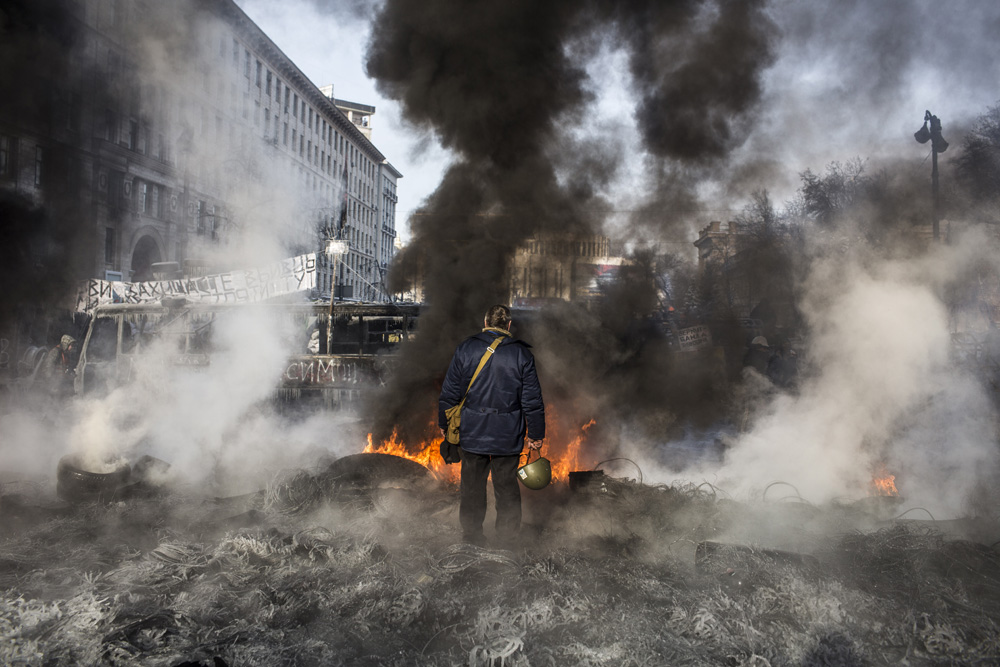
[62,305,363,494]
[705,227,1000,518]
[0,4,359,496]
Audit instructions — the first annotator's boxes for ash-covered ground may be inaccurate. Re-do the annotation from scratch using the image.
[3,448,1000,667]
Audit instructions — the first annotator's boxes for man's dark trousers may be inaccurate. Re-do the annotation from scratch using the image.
[459,450,521,542]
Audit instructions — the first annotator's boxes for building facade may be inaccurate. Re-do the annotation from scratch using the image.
[0,0,400,301]
[510,234,623,305]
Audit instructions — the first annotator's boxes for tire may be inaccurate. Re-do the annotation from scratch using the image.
[316,453,432,509]
[56,455,131,502]
[324,452,429,485]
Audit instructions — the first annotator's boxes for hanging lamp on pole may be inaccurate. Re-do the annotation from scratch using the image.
[915,110,948,241]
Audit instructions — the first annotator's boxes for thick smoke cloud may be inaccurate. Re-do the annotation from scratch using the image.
[356,0,1000,517]
[675,227,1000,518]
[62,306,359,494]
[364,0,778,442]
[617,0,777,162]
[0,1,98,330]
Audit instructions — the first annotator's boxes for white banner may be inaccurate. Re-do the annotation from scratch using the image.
[77,253,318,313]
[677,325,712,352]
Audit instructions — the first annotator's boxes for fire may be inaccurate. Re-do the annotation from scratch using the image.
[870,463,899,497]
[364,429,459,483]
[363,415,597,485]
[540,418,595,482]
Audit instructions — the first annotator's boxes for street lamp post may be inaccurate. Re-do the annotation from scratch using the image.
[325,238,350,353]
[326,238,349,301]
[914,110,949,241]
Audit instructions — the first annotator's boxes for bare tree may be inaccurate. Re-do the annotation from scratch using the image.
[954,100,1000,222]
[797,157,872,226]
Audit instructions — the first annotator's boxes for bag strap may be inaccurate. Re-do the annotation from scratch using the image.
[457,335,506,410]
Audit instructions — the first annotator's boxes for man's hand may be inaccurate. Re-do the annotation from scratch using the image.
[526,437,543,451]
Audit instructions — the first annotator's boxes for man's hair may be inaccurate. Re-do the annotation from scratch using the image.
[485,304,511,329]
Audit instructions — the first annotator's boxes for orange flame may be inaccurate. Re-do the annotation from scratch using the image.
[364,429,459,483]
[870,463,899,497]
[362,415,598,485]
[541,418,596,482]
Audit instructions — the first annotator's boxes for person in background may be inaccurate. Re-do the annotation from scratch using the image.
[742,335,772,375]
[39,334,77,398]
[767,338,799,388]
[439,305,545,547]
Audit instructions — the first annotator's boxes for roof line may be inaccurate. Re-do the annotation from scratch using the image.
[212,0,388,163]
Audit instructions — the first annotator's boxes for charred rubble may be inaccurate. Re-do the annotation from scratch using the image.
[3,455,1000,666]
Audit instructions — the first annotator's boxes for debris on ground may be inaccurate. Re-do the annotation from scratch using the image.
[2,455,1000,665]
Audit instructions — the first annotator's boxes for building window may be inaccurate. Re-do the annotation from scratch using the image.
[255,60,262,87]
[105,228,115,264]
[292,129,296,150]
[308,108,312,130]
[293,94,298,117]
[284,87,290,113]
[127,120,137,150]
[300,135,304,157]
[244,49,250,77]
[232,39,239,67]
[264,110,270,137]
[283,123,288,146]
[151,184,160,218]
[104,110,117,142]
[0,134,10,177]
[34,146,43,186]
[138,181,148,213]
[307,140,311,162]
[266,70,272,95]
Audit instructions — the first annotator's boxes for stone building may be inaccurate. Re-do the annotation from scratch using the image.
[510,234,624,305]
[0,0,400,301]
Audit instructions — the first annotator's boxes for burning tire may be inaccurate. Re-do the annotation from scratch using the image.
[324,453,430,486]
[56,455,131,503]
[319,453,432,507]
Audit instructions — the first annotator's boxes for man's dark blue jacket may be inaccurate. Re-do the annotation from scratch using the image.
[438,330,545,456]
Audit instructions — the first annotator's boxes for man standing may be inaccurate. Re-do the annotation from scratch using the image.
[39,334,77,398]
[439,305,545,546]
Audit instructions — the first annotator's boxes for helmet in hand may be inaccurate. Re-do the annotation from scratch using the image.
[517,450,551,490]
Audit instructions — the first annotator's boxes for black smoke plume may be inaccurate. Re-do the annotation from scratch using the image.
[363,0,778,444]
